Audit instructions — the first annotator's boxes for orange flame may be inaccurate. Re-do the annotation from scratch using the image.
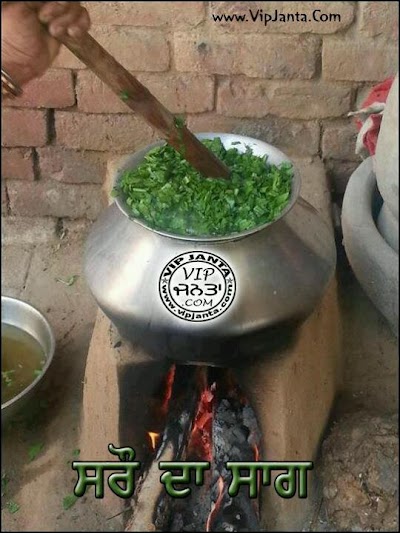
[187,386,214,461]
[253,443,260,462]
[148,431,160,451]
[161,365,176,415]
[206,476,224,532]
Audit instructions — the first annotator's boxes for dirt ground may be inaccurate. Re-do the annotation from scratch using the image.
[1,224,117,531]
[319,411,398,532]
[306,246,398,533]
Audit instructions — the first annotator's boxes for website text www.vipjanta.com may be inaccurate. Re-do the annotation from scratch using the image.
[212,8,342,26]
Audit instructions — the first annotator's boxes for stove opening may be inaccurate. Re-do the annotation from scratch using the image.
[127,365,263,532]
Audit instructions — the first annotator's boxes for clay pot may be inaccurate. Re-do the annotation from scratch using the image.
[342,158,398,337]
[375,74,398,222]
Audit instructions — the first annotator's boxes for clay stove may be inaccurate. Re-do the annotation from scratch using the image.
[80,277,341,532]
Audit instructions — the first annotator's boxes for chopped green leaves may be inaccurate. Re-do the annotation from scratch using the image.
[174,115,185,130]
[6,501,20,514]
[174,115,186,156]
[2,473,9,497]
[120,90,130,101]
[56,275,79,287]
[2,370,15,387]
[114,137,293,237]
[63,493,78,510]
[28,442,44,462]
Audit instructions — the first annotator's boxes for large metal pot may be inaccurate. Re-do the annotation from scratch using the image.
[84,134,336,365]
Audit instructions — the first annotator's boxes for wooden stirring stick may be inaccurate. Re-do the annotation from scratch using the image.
[56,32,230,179]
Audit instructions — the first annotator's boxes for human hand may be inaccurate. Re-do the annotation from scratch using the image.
[1,1,90,87]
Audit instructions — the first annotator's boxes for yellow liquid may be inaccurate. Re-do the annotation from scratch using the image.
[1,324,45,405]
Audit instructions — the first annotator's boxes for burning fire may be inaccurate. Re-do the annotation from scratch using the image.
[161,364,176,415]
[205,476,224,532]
[147,365,176,453]
[253,443,260,462]
[148,431,160,451]
[187,385,215,461]
[144,367,262,529]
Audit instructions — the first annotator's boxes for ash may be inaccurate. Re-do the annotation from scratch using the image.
[211,398,262,532]
[214,400,261,471]
[168,472,212,531]
[164,397,262,532]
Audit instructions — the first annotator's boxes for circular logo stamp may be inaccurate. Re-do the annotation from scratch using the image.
[159,251,236,322]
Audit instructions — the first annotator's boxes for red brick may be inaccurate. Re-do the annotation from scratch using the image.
[217,78,269,118]
[269,81,351,119]
[90,26,170,71]
[7,180,104,219]
[186,113,320,156]
[1,148,35,180]
[175,33,236,75]
[2,217,59,245]
[76,71,123,113]
[359,2,399,40]
[186,113,247,134]
[138,73,215,113]
[1,109,48,147]
[84,1,205,27]
[76,71,215,114]
[174,32,319,78]
[322,122,359,161]
[54,25,170,71]
[209,2,355,34]
[243,34,319,79]
[322,41,398,82]
[55,112,157,152]
[37,146,106,184]
[217,78,351,119]
[3,70,75,109]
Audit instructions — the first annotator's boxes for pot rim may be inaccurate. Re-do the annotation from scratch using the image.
[114,133,302,243]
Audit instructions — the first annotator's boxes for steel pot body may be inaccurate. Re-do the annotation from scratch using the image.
[84,134,336,365]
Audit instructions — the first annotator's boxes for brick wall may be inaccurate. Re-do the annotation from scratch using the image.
[1,1,398,220]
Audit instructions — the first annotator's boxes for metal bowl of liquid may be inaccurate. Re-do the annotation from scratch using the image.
[1,296,55,424]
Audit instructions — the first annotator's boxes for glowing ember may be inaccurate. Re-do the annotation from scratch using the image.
[143,368,262,531]
[161,364,176,415]
[205,476,224,532]
[148,431,160,451]
[187,385,215,461]
[253,443,260,462]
